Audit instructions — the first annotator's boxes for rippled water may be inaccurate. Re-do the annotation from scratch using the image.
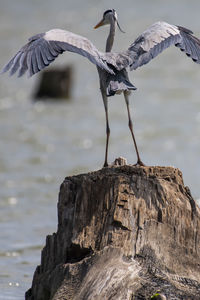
[1,0,200,298]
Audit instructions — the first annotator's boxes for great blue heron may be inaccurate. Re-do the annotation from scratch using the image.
[2,9,200,167]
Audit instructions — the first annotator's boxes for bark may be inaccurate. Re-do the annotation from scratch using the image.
[26,161,200,300]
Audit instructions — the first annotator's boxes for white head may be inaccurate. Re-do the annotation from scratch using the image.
[94,9,125,32]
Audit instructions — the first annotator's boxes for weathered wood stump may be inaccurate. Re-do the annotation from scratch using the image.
[25,161,200,300]
[33,65,73,99]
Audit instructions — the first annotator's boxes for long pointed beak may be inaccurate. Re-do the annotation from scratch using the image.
[94,19,104,29]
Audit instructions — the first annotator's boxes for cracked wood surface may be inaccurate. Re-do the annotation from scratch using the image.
[26,163,200,300]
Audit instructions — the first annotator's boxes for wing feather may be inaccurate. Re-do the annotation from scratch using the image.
[27,51,34,77]
[175,27,200,63]
[18,52,28,77]
[49,40,64,53]
[9,52,21,76]
[31,51,39,74]
[35,47,45,71]
[1,53,18,74]
[40,47,49,66]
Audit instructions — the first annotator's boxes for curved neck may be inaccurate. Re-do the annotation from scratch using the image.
[106,21,116,52]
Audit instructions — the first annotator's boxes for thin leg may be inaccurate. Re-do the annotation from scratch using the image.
[124,91,145,166]
[101,92,110,167]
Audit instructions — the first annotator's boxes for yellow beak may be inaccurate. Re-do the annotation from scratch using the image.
[94,19,105,29]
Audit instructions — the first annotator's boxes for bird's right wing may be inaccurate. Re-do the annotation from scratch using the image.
[127,21,200,70]
[1,29,114,77]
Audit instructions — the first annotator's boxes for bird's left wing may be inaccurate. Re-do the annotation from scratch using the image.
[1,29,114,77]
[127,21,200,70]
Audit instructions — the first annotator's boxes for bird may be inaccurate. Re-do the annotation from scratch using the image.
[2,9,200,167]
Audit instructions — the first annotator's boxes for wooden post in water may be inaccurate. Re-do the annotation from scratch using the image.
[26,159,200,300]
[33,65,73,100]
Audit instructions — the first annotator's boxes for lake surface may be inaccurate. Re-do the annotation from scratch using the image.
[1,0,200,298]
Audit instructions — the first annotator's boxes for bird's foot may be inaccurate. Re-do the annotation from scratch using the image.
[134,159,146,167]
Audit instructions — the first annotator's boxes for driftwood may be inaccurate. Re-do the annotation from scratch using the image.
[26,160,200,299]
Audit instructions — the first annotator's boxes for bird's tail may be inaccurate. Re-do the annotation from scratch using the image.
[106,69,137,97]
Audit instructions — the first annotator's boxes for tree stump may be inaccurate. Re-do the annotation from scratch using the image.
[25,162,200,300]
[33,66,73,100]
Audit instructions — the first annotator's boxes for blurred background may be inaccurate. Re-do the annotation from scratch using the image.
[1,0,200,299]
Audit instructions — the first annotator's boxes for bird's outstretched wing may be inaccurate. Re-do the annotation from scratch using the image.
[1,29,114,77]
[104,21,200,71]
[127,21,200,70]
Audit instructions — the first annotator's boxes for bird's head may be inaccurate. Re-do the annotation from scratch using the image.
[94,9,125,33]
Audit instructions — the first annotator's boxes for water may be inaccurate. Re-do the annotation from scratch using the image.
[1,0,200,298]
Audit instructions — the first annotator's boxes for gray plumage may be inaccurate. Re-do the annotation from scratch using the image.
[2,10,200,166]
[2,30,114,77]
